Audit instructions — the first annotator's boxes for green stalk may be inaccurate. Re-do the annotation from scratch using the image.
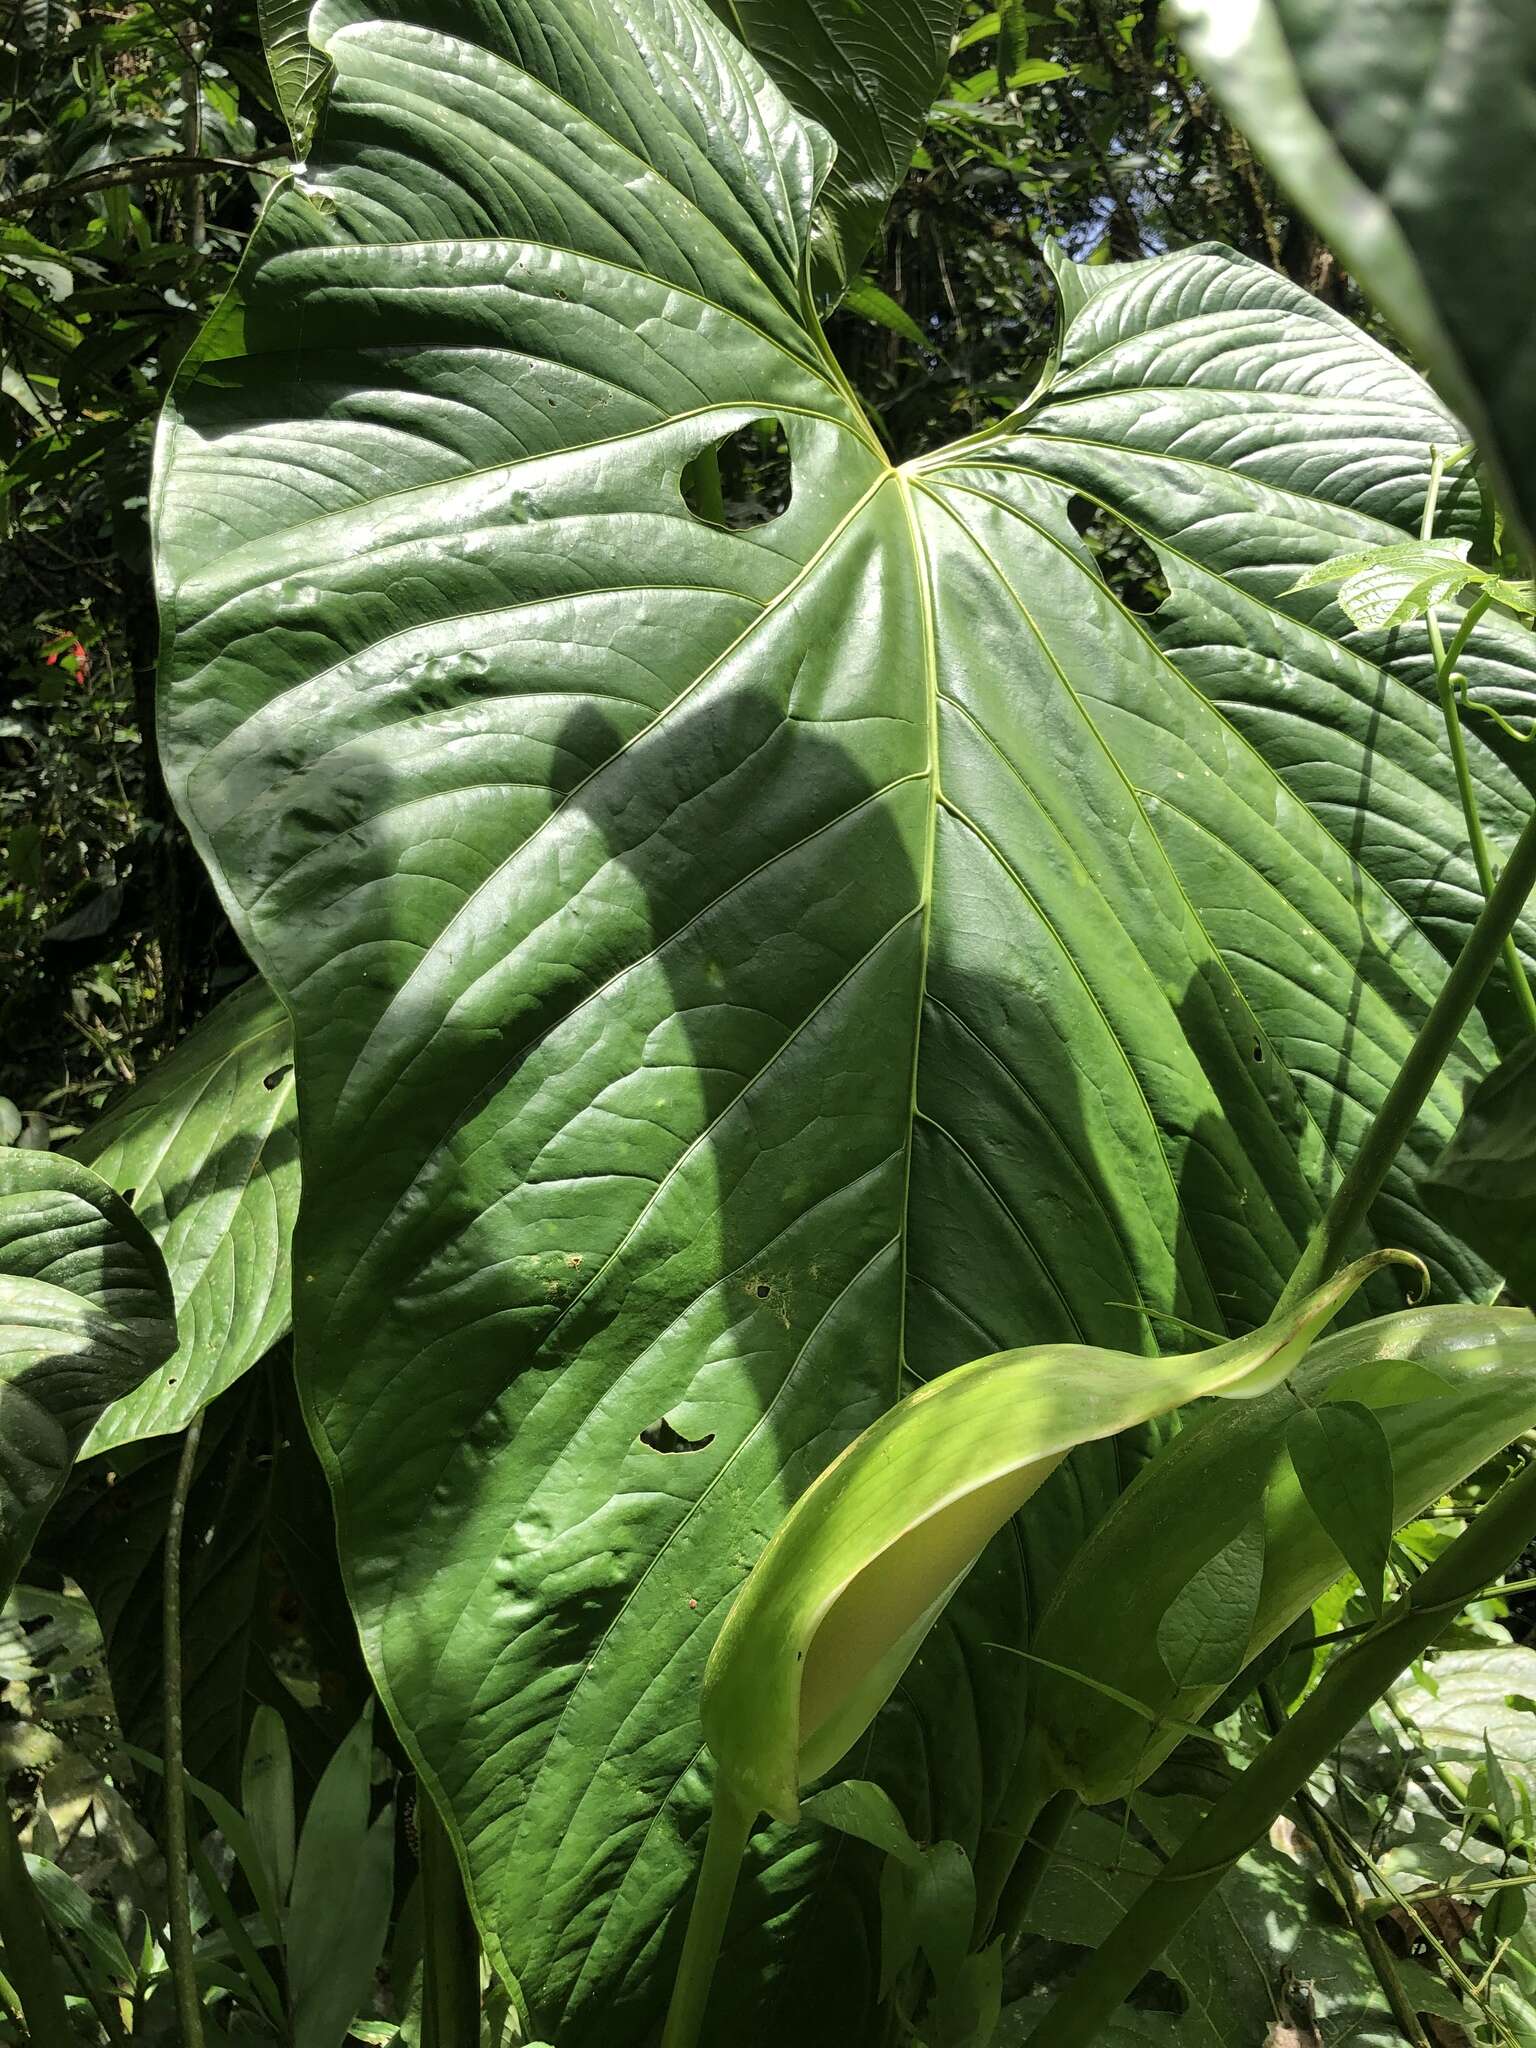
[659,1782,756,2048]
[163,1415,205,2048]
[0,1795,72,2043]
[1277,805,1536,1312]
[1037,1455,1536,2048]
[1419,451,1536,1033]
[1258,1683,1430,2048]
[984,1787,1074,1947]
[418,1788,480,2048]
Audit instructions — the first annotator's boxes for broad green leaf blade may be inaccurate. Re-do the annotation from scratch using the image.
[1154,1517,1265,1692]
[1011,243,1536,1053]
[702,1257,1407,1823]
[706,0,957,291]
[70,979,299,1456]
[1287,538,1484,632]
[1285,1399,1394,1618]
[1028,1302,1536,1806]
[1423,1041,1536,1304]
[910,1838,973,1990]
[259,0,331,156]
[0,1151,175,1599]
[151,4,1528,2033]
[800,1780,922,1867]
[243,1703,297,1909]
[1171,0,1536,559]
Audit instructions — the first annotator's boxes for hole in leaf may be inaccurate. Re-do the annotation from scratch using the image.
[1252,1042,1264,1063]
[639,1418,716,1455]
[263,1065,293,1091]
[681,417,792,530]
[120,1187,137,1205]
[1068,497,1171,614]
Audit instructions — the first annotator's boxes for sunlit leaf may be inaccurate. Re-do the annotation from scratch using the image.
[701,1256,1410,1823]
[152,1,1534,2029]
[1173,0,1536,557]
[70,979,298,1456]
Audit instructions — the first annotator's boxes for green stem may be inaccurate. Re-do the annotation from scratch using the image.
[985,1788,1075,1947]
[1277,806,1536,1313]
[659,1781,755,2048]
[1036,1455,1536,2048]
[1258,1685,1430,2048]
[1419,455,1536,1032]
[163,1415,205,2048]
[0,1796,71,2043]
[419,1788,480,2048]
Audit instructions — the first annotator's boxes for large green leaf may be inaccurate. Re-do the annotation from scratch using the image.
[69,978,299,1457]
[1172,0,1536,557]
[705,0,957,291]
[151,2,1536,2036]
[260,0,332,156]
[0,1152,175,1601]
[1423,1042,1536,1306]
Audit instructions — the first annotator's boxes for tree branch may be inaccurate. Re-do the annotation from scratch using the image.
[0,149,288,218]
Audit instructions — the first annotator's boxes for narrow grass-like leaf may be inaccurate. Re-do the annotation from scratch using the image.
[1286,1400,1394,1619]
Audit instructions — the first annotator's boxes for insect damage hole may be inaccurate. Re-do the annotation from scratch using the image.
[639,1418,716,1455]
[1067,496,1171,614]
[263,1064,293,1091]
[681,417,792,530]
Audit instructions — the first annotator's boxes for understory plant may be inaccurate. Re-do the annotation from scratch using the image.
[3,0,1536,2043]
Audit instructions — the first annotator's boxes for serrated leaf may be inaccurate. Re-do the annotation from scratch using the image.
[1288,538,1485,631]
[1156,1516,1266,1692]
[70,979,298,1455]
[1286,1399,1394,1618]
[152,3,1536,2033]
[0,1151,175,1601]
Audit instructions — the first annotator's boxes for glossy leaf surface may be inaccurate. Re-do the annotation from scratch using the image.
[1028,1303,1536,1806]
[1423,1042,1536,1305]
[152,1,1535,2034]
[260,0,332,155]
[70,978,298,1456]
[703,1256,1405,1823]
[1173,0,1536,556]
[704,0,957,290]
[0,1151,175,1600]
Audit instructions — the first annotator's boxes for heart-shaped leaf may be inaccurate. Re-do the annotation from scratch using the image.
[1285,1398,1394,1619]
[151,0,1535,2032]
